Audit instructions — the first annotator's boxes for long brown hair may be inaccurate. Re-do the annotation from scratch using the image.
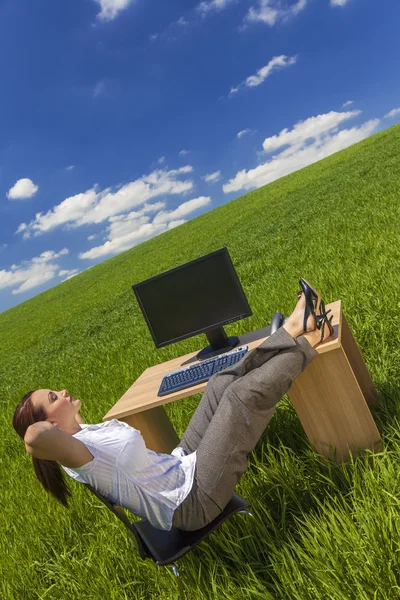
[13,392,71,507]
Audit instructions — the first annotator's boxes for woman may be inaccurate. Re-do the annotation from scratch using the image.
[13,279,333,532]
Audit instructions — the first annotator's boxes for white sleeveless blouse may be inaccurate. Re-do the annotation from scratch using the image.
[61,419,196,530]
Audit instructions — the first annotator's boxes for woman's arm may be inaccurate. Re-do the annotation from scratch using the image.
[24,421,93,468]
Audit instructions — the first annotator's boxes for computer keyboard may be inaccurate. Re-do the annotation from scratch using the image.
[157,345,249,397]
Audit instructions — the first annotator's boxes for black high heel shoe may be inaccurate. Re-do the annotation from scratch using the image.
[298,278,334,341]
[298,278,325,332]
[316,310,334,343]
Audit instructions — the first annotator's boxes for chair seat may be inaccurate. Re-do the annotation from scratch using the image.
[133,493,250,566]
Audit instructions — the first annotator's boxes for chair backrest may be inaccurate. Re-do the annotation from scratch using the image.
[84,484,150,560]
[84,484,250,567]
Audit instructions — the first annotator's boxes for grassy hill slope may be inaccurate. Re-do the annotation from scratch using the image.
[2,124,400,600]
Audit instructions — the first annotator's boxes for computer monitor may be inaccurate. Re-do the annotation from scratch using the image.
[132,248,252,359]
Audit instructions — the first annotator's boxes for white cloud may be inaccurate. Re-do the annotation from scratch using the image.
[106,202,165,239]
[79,196,211,260]
[262,110,361,152]
[0,248,68,295]
[223,110,379,193]
[33,249,69,262]
[62,273,79,282]
[16,166,194,238]
[66,165,75,171]
[197,0,235,15]
[179,149,191,156]
[15,223,30,240]
[245,0,351,26]
[158,156,166,164]
[148,16,188,44]
[87,234,97,240]
[7,178,38,200]
[245,0,307,27]
[384,107,400,119]
[342,100,354,108]
[59,269,79,282]
[80,223,163,260]
[93,81,106,98]
[153,196,211,224]
[203,171,221,183]
[237,128,253,138]
[95,0,134,21]
[230,55,297,95]
[168,219,187,230]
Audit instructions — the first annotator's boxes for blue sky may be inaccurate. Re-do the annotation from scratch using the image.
[0,0,399,313]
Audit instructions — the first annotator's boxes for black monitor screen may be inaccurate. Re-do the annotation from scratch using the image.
[132,248,251,347]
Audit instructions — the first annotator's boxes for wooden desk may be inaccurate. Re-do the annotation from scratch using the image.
[103,300,381,461]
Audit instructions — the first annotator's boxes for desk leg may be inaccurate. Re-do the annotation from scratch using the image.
[288,347,381,462]
[341,314,380,408]
[120,406,180,454]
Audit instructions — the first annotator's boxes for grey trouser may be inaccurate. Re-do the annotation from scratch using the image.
[172,327,317,531]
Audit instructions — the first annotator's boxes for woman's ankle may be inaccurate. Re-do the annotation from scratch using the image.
[282,319,302,339]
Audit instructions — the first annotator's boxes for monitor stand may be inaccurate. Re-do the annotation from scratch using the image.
[196,327,239,361]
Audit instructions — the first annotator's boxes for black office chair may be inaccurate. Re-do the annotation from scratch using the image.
[85,484,252,599]
[270,312,287,335]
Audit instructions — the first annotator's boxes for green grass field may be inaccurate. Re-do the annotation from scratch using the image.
[2,124,400,599]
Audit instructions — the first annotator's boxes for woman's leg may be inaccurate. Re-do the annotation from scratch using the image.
[173,300,327,530]
[179,292,319,454]
[179,338,285,454]
[193,329,317,517]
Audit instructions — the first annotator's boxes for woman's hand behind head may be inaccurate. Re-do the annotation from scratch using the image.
[24,420,93,467]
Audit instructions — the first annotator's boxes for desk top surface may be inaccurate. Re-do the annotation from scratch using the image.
[103,300,342,421]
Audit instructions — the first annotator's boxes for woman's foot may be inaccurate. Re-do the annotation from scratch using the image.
[298,278,325,333]
[302,315,334,347]
[283,293,317,339]
[283,290,334,347]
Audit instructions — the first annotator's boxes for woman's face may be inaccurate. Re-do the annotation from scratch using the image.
[31,389,81,429]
